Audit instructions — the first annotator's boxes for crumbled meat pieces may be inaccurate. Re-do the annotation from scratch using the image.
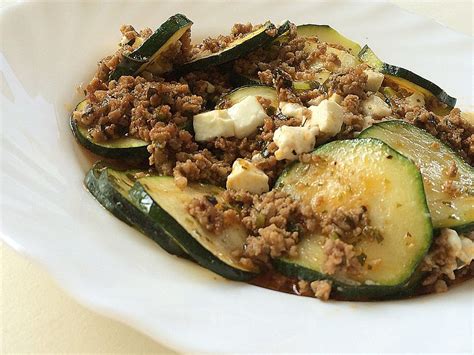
[320,206,380,244]
[185,189,317,266]
[405,107,474,164]
[323,238,362,275]
[310,280,332,301]
[421,229,474,291]
[297,279,332,300]
[187,196,224,233]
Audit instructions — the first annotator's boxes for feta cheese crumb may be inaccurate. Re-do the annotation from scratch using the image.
[361,95,392,118]
[364,70,384,92]
[279,101,306,119]
[228,96,268,138]
[306,99,344,137]
[273,126,316,161]
[226,159,269,194]
[328,93,343,105]
[405,92,425,109]
[444,228,474,266]
[193,110,234,142]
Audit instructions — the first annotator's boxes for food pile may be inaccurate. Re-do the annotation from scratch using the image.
[71,14,474,301]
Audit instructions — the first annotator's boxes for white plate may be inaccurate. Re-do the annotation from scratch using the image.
[1,1,473,353]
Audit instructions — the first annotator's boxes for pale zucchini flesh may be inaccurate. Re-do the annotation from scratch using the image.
[275,139,432,299]
[216,85,278,109]
[358,45,456,110]
[84,164,186,256]
[360,120,474,232]
[71,100,148,159]
[130,176,257,281]
[296,24,362,55]
[180,22,276,72]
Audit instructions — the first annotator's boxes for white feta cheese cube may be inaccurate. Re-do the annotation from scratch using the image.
[364,70,384,92]
[279,101,306,119]
[328,93,344,105]
[273,126,316,161]
[193,110,234,142]
[228,96,268,139]
[361,95,392,118]
[405,92,425,109]
[226,159,269,194]
[306,99,344,137]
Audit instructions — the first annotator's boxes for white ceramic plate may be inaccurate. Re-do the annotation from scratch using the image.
[1,1,473,353]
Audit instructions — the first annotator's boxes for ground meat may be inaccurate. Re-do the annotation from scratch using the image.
[421,229,461,285]
[236,190,318,265]
[297,279,332,301]
[327,65,368,98]
[186,189,318,267]
[310,280,332,301]
[245,224,299,260]
[405,107,474,164]
[323,238,362,275]
[194,23,271,56]
[187,196,224,233]
[320,206,381,245]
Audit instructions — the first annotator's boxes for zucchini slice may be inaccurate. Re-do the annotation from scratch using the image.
[180,21,277,72]
[70,100,149,159]
[110,14,193,80]
[84,163,186,257]
[230,72,261,87]
[129,176,258,281]
[274,139,433,300]
[216,85,278,109]
[296,24,362,55]
[358,45,456,110]
[360,121,474,232]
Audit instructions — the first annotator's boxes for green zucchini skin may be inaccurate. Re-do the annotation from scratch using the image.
[216,85,278,109]
[179,21,277,72]
[70,100,149,159]
[295,24,362,54]
[230,72,260,87]
[275,139,433,300]
[110,14,193,80]
[358,45,456,108]
[84,163,187,257]
[360,120,474,232]
[273,259,422,301]
[129,181,257,281]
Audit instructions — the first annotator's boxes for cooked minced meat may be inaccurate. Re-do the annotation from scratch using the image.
[319,205,383,247]
[421,229,474,291]
[405,108,474,164]
[323,238,363,275]
[194,23,268,55]
[297,279,332,301]
[186,189,318,267]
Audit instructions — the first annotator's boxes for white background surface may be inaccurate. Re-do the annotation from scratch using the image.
[1,1,473,354]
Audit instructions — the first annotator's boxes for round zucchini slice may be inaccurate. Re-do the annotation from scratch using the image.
[129,176,259,281]
[358,45,456,111]
[296,24,362,55]
[71,100,149,159]
[179,21,277,72]
[84,163,187,257]
[274,138,433,300]
[109,14,193,80]
[216,85,278,109]
[360,120,474,232]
